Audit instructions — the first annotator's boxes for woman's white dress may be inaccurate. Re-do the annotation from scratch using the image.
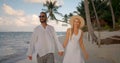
[63,30,85,63]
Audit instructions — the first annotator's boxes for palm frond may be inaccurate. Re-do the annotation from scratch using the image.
[54,11,63,17]
[42,0,63,21]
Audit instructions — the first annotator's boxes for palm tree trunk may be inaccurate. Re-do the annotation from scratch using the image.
[109,0,115,29]
[91,0,101,47]
[84,0,98,44]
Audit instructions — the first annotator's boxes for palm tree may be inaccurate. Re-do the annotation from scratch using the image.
[108,0,116,29]
[91,0,101,47]
[42,0,63,21]
[91,0,101,29]
[112,0,120,26]
[63,14,69,23]
[69,13,73,17]
[84,0,98,44]
[76,1,86,18]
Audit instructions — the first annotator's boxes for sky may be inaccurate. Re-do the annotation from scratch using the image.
[0,0,81,32]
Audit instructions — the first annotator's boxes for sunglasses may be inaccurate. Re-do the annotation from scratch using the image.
[39,16,46,18]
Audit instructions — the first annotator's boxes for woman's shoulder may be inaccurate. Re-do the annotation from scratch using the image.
[79,29,84,36]
[79,29,83,33]
[66,28,71,32]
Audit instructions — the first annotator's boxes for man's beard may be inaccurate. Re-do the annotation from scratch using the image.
[40,20,46,23]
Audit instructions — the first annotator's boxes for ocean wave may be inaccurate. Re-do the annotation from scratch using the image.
[0,48,27,63]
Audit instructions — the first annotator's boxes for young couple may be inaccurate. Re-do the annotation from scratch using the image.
[27,12,88,63]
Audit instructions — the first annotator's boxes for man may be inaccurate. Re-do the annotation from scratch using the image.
[27,12,64,63]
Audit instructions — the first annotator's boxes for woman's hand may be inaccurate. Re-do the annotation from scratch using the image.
[58,51,64,56]
[28,56,32,60]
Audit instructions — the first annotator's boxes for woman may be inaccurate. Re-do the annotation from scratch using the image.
[63,15,88,63]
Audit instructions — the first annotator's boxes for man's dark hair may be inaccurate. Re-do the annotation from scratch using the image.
[40,12,47,17]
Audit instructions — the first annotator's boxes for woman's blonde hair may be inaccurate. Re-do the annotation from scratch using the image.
[69,15,85,39]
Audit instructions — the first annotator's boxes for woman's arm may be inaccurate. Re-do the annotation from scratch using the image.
[63,28,70,48]
[79,31,88,60]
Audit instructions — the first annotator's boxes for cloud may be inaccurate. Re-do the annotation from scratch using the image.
[0,17,2,21]
[55,0,64,6]
[48,20,70,32]
[0,17,3,25]
[0,15,70,32]
[0,14,40,32]
[24,0,45,3]
[1,4,39,26]
[31,14,39,25]
[24,0,64,6]
[2,4,24,16]
[0,15,39,26]
[0,3,69,32]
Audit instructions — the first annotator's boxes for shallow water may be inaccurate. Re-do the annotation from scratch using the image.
[0,32,65,63]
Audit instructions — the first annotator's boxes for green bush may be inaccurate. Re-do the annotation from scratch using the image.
[103,25,110,30]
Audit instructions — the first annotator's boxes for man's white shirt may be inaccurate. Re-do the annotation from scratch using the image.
[27,24,64,57]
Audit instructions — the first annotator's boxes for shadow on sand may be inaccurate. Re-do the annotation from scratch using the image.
[101,36,120,45]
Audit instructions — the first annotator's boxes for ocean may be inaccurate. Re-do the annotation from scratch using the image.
[0,32,65,63]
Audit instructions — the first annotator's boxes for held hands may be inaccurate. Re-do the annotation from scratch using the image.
[58,51,64,56]
[85,53,89,60]
[28,56,32,60]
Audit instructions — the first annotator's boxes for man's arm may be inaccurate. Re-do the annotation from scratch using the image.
[27,29,38,60]
[52,27,64,56]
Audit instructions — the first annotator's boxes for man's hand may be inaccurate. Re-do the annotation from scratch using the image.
[58,51,64,56]
[28,56,32,60]
[85,53,89,60]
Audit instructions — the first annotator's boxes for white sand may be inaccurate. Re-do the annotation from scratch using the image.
[16,31,120,63]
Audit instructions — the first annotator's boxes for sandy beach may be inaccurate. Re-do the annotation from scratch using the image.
[16,30,120,63]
